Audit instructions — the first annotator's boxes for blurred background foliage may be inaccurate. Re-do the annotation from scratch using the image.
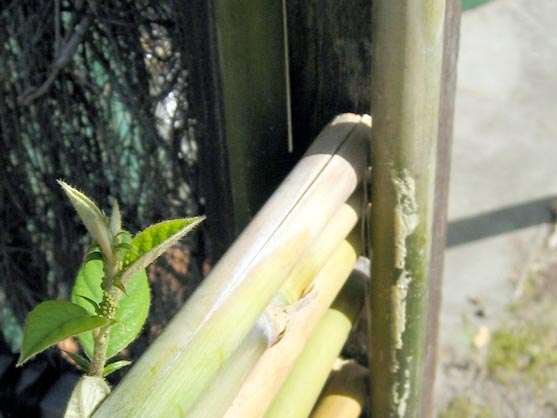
[0,0,208,360]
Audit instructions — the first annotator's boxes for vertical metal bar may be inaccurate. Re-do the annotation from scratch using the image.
[190,0,291,261]
[367,0,446,416]
[214,0,290,233]
[282,0,294,153]
[421,1,461,417]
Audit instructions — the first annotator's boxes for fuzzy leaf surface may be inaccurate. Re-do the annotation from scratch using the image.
[120,216,204,284]
[18,301,109,366]
[58,181,113,260]
[72,259,150,360]
[109,200,121,236]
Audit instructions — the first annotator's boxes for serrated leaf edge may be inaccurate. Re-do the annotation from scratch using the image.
[120,216,204,285]
[58,180,113,261]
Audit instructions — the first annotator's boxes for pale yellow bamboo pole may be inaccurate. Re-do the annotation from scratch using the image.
[275,191,361,304]
[223,255,367,418]
[263,273,366,418]
[185,313,276,418]
[310,359,368,418]
[94,114,371,418]
[185,196,361,418]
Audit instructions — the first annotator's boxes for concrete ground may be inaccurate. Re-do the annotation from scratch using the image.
[435,0,557,414]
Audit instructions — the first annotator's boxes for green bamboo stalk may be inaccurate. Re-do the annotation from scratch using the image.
[223,242,361,418]
[185,313,276,418]
[93,114,370,418]
[263,272,366,418]
[275,191,361,305]
[368,1,445,417]
[309,359,368,418]
[188,197,360,418]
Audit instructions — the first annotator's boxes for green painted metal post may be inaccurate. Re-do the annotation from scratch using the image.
[214,0,290,234]
[368,1,446,417]
[183,1,291,261]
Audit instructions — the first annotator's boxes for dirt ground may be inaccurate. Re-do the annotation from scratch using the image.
[435,1,557,416]
[437,224,557,418]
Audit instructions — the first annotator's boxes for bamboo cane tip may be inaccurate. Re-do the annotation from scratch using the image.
[353,257,371,281]
[361,114,372,127]
[330,113,362,126]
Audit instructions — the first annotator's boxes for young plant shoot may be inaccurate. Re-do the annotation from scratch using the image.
[17,181,203,416]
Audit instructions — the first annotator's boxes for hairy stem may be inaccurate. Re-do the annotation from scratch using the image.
[89,326,111,377]
[89,257,120,377]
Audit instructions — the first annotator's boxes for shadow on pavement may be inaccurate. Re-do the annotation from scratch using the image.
[446,195,557,247]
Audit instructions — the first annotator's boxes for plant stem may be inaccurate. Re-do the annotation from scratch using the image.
[89,257,120,377]
[89,326,110,377]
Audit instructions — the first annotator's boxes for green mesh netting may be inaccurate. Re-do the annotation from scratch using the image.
[0,0,206,358]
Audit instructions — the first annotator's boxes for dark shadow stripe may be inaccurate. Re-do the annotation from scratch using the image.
[446,195,557,247]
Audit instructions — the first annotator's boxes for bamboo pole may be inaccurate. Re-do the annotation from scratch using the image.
[94,114,370,418]
[368,1,445,417]
[275,192,361,304]
[187,198,361,418]
[263,271,366,418]
[223,243,362,418]
[309,359,368,418]
[185,313,276,418]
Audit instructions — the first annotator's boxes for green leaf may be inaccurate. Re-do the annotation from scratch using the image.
[72,259,150,360]
[109,199,122,236]
[84,250,104,263]
[18,301,110,366]
[114,230,132,241]
[120,216,205,285]
[113,231,134,263]
[114,242,136,256]
[76,295,100,312]
[64,351,91,373]
[63,375,110,418]
[58,180,113,261]
[113,280,128,295]
[102,360,132,377]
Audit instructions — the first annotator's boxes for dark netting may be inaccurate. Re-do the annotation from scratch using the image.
[0,0,207,363]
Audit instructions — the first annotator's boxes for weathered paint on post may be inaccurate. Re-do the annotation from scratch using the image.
[368,0,446,417]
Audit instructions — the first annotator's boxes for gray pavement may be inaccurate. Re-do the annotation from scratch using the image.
[436,0,557,412]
